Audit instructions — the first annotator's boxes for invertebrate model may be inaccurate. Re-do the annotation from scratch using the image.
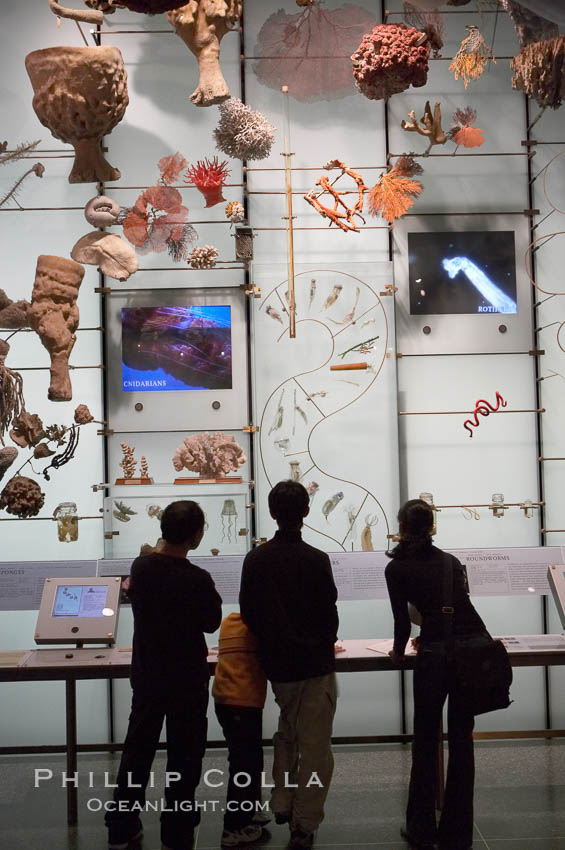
[463,391,507,437]
[257,268,392,552]
[304,160,368,233]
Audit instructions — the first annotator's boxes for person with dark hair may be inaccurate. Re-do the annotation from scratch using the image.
[385,499,490,850]
[105,500,222,850]
[239,480,339,850]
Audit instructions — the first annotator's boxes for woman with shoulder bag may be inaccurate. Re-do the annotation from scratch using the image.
[385,499,491,850]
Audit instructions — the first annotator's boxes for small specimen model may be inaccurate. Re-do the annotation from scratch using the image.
[322,491,344,521]
[367,157,423,222]
[9,411,44,448]
[305,160,367,233]
[253,1,375,103]
[338,335,379,358]
[323,284,343,311]
[329,287,360,326]
[72,232,139,281]
[500,0,558,48]
[463,391,507,437]
[449,25,495,88]
[274,438,289,453]
[185,157,230,207]
[266,304,284,324]
[0,290,31,329]
[306,481,319,501]
[330,361,371,372]
[511,37,565,109]
[43,425,80,480]
[30,255,84,402]
[307,390,327,399]
[361,514,378,551]
[0,141,45,209]
[119,442,137,479]
[25,47,129,183]
[403,2,443,57]
[74,404,94,425]
[188,244,218,269]
[84,195,121,227]
[234,226,254,261]
[168,1,241,106]
[309,279,317,309]
[140,456,150,480]
[221,498,237,542]
[214,98,276,161]
[293,393,308,428]
[351,23,430,101]
[53,501,79,543]
[113,500,137,523]
[172,431,246,478]
[48,1,103,24]
[268,390,285,436]
[0,475,45,518]
[146,504,164,520]
[448,107,485,148]
[401,101,447,154]
[225,200,244,223]
[0,447,18,482]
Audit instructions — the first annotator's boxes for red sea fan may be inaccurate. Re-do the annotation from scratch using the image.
[253,1,376,103]
[123,186,190,253]
[352,23,430,100]
[158,152,188,185]
[185,157,230,207]
[449,107,485,148]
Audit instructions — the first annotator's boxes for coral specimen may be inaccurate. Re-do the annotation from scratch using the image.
[0,340,25,446]
[304,160,367,232]
[0,446,18,481]
[0,290,31,329]
[113,500,137,522]
[74,404,94,425]
[84,195,120,227]
[234,225,254,260]
[71,232,138,281]
[185,157,230,207]
[140,456,150,479]
[449,107,485,148]
[85,0,189,12]
[401,100,447,154]
[158,152,188,185]
[214,98,276,161]
[30,255,84,402]
[225,200,244,222]
[511,37,565,109]
[34,443,55,459]
[48,0,103,25]
[367,159,423,223]
[500,0,558,47]
[449,25,495,88]
[172,431,246,477]
[0,141,45,208]
[168,1,242,106]
[403,2,443,57]
[9,411,45,448]
[463,391,507,437]
[119,442,137,479]
[351,23,430,101]
[43,424,80,480]
[254,2,375,103]
[188,244,218,269]
[25,46,128,183]
[0,475,45,518]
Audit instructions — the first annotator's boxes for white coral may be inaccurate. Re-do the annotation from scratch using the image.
[172,431,246,477]
[214,98,276,161]
[188,244,218,269]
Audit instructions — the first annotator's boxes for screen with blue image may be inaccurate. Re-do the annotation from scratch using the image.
[52,585,108,618]
[121,305,232,391]
[408,231,518,315]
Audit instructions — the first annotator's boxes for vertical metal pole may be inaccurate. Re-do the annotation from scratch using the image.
[65,679,78,825]
[281,86,296,339]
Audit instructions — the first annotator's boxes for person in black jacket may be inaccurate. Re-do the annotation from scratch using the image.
[105,500,222,850]
[239,480,339,850]
[385,499,489,850]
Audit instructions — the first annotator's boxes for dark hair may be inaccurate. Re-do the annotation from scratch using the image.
[268,480,309,527]
[160,500,205,545]
[387,498,434,558]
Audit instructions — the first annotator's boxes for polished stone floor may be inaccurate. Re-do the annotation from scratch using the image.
[1,741,565,850]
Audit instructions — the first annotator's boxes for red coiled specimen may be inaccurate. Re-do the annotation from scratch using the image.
[463,391,507,438]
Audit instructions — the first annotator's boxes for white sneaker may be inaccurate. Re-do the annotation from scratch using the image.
[221,823,263,846]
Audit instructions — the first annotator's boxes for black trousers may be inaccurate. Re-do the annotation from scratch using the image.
[215,702,264,830]
[407,645,475,850]
[105,682,209,849]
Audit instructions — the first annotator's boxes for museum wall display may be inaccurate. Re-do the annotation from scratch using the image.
[0,0,564,746]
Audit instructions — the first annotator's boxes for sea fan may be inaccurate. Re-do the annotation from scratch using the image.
[452,126,485,147]
[158,151,188,185]
[367,165,422,223]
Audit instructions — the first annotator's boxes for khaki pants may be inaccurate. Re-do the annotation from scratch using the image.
[270,673,337,833]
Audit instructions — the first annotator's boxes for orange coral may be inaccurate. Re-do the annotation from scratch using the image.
[453,126,485,147]
[449,25,495,88]
[158,152,188,185]
[367,165,422,224]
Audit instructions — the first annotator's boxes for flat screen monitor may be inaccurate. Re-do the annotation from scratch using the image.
[408,231,517,316]
[121,305,232,391]
[52,584,109,618]
[35,577,121,645]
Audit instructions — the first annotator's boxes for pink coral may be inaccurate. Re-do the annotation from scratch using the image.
[172,431,246,478]
[185,157,230,207]
[351,22,430,101]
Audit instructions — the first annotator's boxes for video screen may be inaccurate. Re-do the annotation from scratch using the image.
[121,306,232,392]
[52,585,109,618]
[408,231,518,315]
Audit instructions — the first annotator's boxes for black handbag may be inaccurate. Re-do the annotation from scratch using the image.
[441,553,513,716]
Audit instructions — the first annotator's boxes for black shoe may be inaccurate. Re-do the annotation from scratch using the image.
[275,812,292,825]
[400,827,437,849]
[108,828,143,850]
[289,829,314,849]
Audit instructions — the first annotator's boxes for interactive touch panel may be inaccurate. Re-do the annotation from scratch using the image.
[35,577,121,644]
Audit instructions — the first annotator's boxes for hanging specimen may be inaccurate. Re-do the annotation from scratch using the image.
[361,514,378,551]
[449,25,495,88]
[30,256,84,402]
[84,195,120,227]
[329,287,361,326]
[0,447,18,482]
[367,157,423,223]
[53,501,79,543]
[306,481,319,501]
[9,410,45,449]
[0,141,45,210]
[304,160,368,233]
[351,23,430,101]
[268,389,285,436]
[403,2,444,58]
[0,289,31,329]
[188,244,218,269]
[322,491,344,521]
[511,36,565,109]
[499,0,558,48]
[266,305,284,324]
[185,157,230,207]
[253,1,375,103]
[463,391,507,437]
[85,0,190,11]
[147,504,164,520]
[214,98,276,161]
[401,101,447,154]
[226,200,245,223]
[323,284,343,311]
[0,341,24,446]
[448,107,485,148]
[25,47,128,183]
[172,431,246,480]
[221,498,237,543]
[74,404,95,425]
[0,475,45,518]
[72,195,138,281]
[168,1,242,106]
[113,500,137,522]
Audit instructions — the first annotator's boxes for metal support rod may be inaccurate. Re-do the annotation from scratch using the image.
[432,502,543,510]
[0,515,102,522]
[252,225,389,231]
[389,152,532,159]
[244,165,388,172]
[65,679,78,825]
[539,457,565,461]
[281,86,296,339]
[399,408,544,415]
[542,529,565,534]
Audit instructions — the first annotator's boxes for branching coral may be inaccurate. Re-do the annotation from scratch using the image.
[185,157,230,207]
[449,25,495,88]
[0,340,25,446]
[367,158,423,223]
[351,23,430,101]
[122,178,197,262]
[158,152,188,185]
[214,98,276,161]
[0,475,45,518]
[188,244,219,268]
[119,442,137,479]
[401,101,447,154]
[172,431,246,477]
[403,2,444,57]
[304,159,368,232]
[511,36,565,109]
